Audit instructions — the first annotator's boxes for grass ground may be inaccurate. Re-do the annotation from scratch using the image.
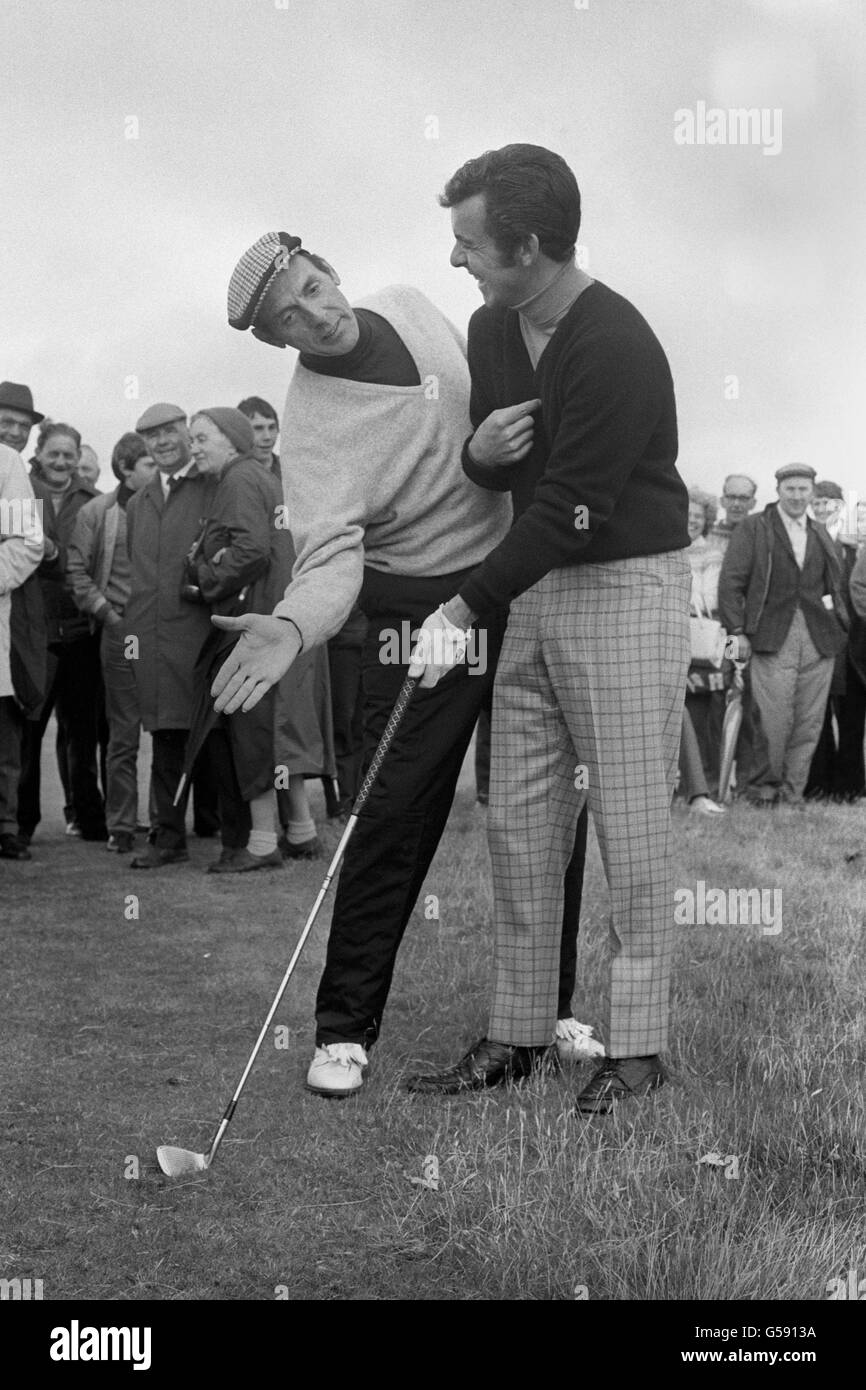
[1,728,864,1301]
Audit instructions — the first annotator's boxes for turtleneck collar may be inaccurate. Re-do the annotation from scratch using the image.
[513,260,593,331]
[514,261,594,370]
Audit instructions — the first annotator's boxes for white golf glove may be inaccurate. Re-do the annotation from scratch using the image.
[408,605,469,689]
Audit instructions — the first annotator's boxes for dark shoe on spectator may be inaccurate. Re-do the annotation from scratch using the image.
[574,1055,665,1115]
[130,845,189,869]
[206,845,239,873]
[406,1036,556,1094]
[209,847,283,874]
[106,833,134,853]
[16,828,32,846]
[0,833,32,861]
[278,832,321,859]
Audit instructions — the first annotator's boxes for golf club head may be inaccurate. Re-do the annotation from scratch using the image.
[157,1145,208,1177]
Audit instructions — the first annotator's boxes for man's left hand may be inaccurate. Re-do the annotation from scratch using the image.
[211,613,302,712]
[408,600,474,689]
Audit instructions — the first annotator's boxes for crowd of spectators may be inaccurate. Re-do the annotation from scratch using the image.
[679,466,864,814]
[3,374,863,870]
[0,380,367,870]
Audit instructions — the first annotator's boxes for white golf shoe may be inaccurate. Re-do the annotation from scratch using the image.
[555,1018,605,1064]
[306,1042,369,1097]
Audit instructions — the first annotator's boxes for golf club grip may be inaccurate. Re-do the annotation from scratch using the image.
[350,673,419,816]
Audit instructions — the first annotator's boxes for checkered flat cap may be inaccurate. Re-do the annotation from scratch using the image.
[227,231,303,334]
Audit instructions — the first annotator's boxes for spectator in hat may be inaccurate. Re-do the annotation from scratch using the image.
[0,441,45,859]
[718,463,848,804]
[66,433,158,853]
[123,403,219,868]
[187,405,332,871]
[17,422,107,842]
[0,383,47,856]
[237,394,338,844]
[0,382,45,460]
[805,481,866,800]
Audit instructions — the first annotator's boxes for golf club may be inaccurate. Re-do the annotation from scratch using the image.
[157,671,420,1178]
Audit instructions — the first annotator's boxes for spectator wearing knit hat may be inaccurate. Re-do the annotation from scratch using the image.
[236,393,343,837]
[186,407,333,871]
[805,481,866,800]
[718,464,849,803]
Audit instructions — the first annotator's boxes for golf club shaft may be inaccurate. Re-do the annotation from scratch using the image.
[201,672,420,1167]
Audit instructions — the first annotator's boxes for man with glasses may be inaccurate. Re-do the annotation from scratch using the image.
[711,474,758,557]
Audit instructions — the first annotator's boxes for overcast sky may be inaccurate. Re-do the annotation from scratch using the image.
[2,0,863,503]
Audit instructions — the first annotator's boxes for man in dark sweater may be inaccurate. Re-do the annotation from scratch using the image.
[718,463,847,804]
[407,145,691,1113]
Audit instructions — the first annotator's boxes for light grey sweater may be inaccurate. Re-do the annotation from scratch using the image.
[274,285,511,647]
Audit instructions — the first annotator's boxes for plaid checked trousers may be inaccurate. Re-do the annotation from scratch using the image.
[488,551,691,1055]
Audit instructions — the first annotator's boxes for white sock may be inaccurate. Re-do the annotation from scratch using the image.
[247,830,277,858]
[286,817,316,845]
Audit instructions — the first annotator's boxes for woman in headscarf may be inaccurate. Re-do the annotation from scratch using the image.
[187,407,332,871]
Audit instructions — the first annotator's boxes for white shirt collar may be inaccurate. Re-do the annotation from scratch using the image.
[159,461,196,496]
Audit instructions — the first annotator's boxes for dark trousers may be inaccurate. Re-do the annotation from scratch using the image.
[805,670,866,799]
[315,568,586,1047]
[100,624,141,836]
[17,636,106,837]
[0,696,24,835]
[204,722,252,849]
[150,729,189,852]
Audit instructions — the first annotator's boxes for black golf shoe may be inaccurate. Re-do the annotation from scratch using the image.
[406,1037,558,1095]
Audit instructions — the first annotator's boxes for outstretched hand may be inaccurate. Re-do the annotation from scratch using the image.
[210,613,302,713]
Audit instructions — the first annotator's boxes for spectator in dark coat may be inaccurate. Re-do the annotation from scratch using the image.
[124,403,218,868]
[189,406,330,871]
[16,423,107,841]
[805,481,866,800]
[238,393,343,830]
[0,442,45,859]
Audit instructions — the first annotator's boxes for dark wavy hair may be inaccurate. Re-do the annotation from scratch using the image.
[111,431,150,483]
[237,396,278,424]
[439,144,581,264]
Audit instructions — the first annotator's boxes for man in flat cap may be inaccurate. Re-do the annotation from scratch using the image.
[718,463,848,804]
[805,481,866,800]
[124,403,218,866]
[211,230,597,1096]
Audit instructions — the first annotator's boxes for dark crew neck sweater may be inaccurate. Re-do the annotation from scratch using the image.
[458,280,689,616]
